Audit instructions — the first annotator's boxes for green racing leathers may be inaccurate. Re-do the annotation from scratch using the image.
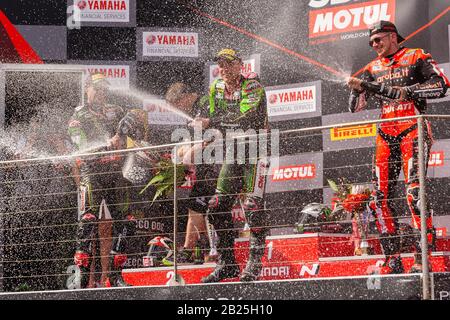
[202,72,270,283]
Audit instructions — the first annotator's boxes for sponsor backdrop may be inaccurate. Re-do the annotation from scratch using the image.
[0,0,450,290]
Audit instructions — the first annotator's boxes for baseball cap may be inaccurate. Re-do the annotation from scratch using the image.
[86,72,110,88]
[213,48,242,62]
[369,20,405,43]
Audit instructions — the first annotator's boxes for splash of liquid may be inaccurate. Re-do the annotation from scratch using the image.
[112,86,194,122]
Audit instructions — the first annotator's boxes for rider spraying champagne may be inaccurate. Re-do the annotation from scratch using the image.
[190,48,270,282]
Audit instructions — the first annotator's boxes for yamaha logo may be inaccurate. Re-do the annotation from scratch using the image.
[77,0,87,10]
[146,35,157,45]
[269,94,277,104]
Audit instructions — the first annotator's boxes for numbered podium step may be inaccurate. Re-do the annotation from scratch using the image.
[122,233,450,286]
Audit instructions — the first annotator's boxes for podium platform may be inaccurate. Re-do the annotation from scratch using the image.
[122,233,450,286]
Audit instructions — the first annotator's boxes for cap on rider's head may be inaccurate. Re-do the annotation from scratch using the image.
[368,20,405,43]
[86,72,110,89]
[214,48,242,63]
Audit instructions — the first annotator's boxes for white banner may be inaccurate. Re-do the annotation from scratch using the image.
[143,99,187,125]
[74,0,130,22]
[267,85,317,117]
[84,64,130,89]
[142,31,199,58]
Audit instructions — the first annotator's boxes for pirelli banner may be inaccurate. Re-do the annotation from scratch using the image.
[322,109,379,151]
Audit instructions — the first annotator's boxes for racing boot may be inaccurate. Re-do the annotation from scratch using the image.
[240,231,267,282]
[380,255,404,274]
[201,196,239,282]
[108,251,130,287]
[73,210,98,288]
[201,250,240,283]
[201,224,240,283]
[240,195,267,282]
[409,228,436,273]
[202,193,239,283]
[379,233,405,274]
[73,250,91,289]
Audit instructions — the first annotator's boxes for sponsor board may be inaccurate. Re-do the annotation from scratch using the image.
[142,31,199,58]
[271,164,316,182]
[67,61,135,89]
[68,0,131,25]
[84,64,130,89]
[308,0,395,44]
[322,109,379,151]
[143,98,187,125]
[266,81,322,121]
[207,54,261,88]
[433,273,450,300]
[427,140,450,178]
[429,151,444,167]
[330,123,377,141]
[265,153,323,193]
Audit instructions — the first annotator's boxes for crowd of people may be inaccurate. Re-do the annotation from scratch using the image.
[2,21,449,290]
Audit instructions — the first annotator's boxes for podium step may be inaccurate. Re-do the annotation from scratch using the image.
[122,233,450,286]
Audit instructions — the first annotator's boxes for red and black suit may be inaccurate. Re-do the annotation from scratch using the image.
[349,47,449,265]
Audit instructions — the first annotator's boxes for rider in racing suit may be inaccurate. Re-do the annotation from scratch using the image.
[347,21,449,273]
[68,73,134,287]
[191,48,269,282]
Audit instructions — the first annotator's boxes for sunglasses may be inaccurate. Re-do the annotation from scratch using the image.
[369,33,391,47]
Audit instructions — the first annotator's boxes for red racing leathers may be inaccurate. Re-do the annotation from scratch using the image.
[349,47,449,267]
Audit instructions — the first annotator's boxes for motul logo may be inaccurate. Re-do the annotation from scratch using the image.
[269,89,314,105]
[299,263,320,277]
[330,124,376,141]
[308,0,395,38]
[428,151,444,167]
[87,68,127,78]
[147,34,196,46]
[79,0,127,11]
[272,165,316,181]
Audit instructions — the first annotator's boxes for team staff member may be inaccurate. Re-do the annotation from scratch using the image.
[347,21,449,273]
[191,48,269,282]
[164,82,214,264]
[68,73,132,287]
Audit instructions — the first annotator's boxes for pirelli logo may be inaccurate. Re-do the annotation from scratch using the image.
[330,124,376,141]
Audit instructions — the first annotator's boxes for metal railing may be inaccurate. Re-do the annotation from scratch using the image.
[0,114,449,299]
